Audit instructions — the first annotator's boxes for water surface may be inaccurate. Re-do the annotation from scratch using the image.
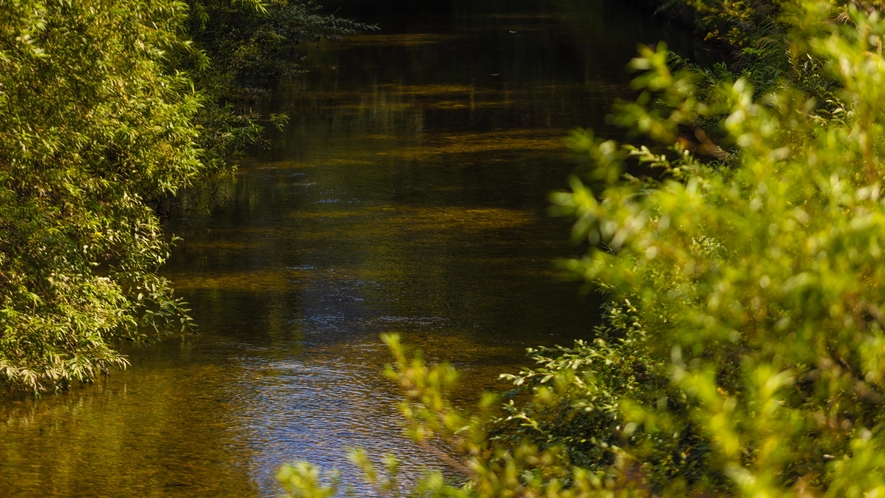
[0,2,712,496]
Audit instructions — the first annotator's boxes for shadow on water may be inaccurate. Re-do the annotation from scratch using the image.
[0,1,715,496]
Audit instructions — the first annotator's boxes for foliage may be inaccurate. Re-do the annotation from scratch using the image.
[490,301,718,490]
[278,1,885,496]
[0,0,204,393]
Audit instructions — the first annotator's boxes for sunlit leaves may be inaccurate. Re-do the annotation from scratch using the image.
[551,1,885,495]
[0,0,199,393]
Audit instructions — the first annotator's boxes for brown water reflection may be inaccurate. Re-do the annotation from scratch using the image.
[0,1,714,496]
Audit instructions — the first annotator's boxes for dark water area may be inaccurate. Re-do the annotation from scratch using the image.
[0,2,714,496]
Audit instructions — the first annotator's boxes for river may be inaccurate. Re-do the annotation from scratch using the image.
[0,1,711,496]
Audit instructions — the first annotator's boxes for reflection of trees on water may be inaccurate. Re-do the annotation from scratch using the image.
[0,356,259,497]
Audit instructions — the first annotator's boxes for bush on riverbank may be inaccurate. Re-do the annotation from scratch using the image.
[279,1,885,495]
[0,0,371,394]
[0,0,203,393]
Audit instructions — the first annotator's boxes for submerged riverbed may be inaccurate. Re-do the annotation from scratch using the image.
[0,1,711,496]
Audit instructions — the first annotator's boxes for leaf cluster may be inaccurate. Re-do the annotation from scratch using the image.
[547,1,885,494]
[0,0,203,393]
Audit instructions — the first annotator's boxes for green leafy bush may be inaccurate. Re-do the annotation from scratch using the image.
[278,1,885,496]
[0,0,204,393]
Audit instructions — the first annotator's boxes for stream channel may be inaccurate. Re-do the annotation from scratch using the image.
[0,1,713,496]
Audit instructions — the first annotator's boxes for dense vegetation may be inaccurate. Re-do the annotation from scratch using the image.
[278,0,885,496]
[0,0,372,394]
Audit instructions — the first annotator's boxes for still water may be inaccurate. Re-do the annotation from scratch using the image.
[0,1,711,496]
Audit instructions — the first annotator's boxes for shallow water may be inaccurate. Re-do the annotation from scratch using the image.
[0,1,713,496]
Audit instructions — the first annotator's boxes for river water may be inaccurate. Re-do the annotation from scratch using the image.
[0,1,711,496]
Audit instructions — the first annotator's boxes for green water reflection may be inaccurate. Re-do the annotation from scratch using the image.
[0,1,713,496]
